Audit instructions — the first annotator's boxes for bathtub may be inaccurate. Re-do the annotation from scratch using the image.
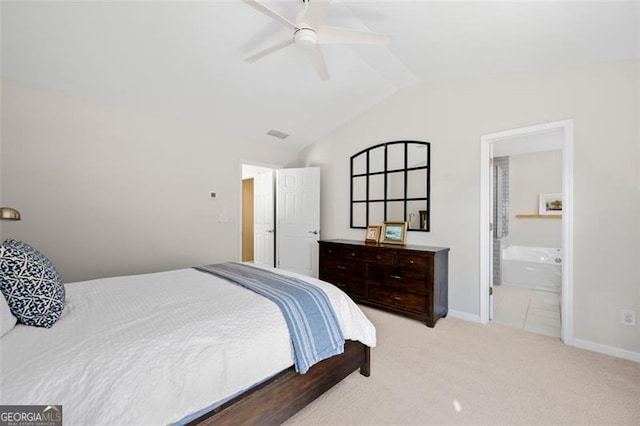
[501,246,562,293]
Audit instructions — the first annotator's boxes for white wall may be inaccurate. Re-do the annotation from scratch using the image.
[0,78,300,282]
[300,60,640,354]
[508,150,562,248]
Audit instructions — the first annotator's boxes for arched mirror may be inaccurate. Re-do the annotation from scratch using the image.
[350,141,430,231]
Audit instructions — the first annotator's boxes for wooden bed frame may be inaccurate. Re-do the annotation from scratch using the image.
[189,340,370,425]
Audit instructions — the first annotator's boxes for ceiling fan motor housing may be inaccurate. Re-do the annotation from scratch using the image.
[294,27,318,50]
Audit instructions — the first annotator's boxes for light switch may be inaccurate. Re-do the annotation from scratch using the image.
[219,205,229,223]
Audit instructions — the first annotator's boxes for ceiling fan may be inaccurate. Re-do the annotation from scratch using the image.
[241,0,391,81]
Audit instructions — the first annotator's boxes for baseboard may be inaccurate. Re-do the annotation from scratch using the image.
[572,338,640,363]
[447,309,481,323]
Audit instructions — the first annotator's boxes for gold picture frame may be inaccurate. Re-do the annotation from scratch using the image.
[364,225,382,243]
[381,221,408,245]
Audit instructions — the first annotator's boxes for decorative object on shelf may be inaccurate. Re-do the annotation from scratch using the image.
[419,210,427,229]
[0,207,21,221]
[539,193,563,216]
[381,221,408,245]
[350,140,431,232]
[364,225,382,244]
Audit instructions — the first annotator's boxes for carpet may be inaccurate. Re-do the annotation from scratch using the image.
[285,306,640,424]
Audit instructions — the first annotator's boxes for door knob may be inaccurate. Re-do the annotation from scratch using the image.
[308,230,319,235]
[266,230,274,233]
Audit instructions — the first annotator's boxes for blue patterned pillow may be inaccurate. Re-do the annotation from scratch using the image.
[0,239,65,328]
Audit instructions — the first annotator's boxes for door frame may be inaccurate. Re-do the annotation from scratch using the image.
[479,119,574,345]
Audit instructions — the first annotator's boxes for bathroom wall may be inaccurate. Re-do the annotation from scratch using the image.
[509,150,562,248]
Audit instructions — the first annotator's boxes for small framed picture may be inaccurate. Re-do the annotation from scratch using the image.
[364,225,382,243]
[381,221,408,245]
[539,193,563,215]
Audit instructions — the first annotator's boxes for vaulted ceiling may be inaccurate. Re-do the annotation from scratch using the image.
[2,1,638,150]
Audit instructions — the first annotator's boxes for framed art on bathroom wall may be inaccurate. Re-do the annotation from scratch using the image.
[539,193,563,215]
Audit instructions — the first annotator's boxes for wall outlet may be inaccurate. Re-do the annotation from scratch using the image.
[620,309,636,326]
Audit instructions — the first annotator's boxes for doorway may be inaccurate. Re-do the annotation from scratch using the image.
[240,162,278,265]
[480,120,574,345]
[240,163,321,278]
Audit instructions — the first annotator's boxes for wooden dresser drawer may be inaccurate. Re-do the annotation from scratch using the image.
[383,270,427,294]
[368,287,427,313]
[320,244,341,259]
[360,250,395,265]
[397,253,429,270]
[321,259,364,279]
[326,276,366,298]
[367,265,427,295]
[340,246,366,261]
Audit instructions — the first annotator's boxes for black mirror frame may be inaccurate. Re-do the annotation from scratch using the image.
[350,140,430,232]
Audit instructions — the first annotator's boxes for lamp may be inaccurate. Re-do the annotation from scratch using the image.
[0,207,21,220]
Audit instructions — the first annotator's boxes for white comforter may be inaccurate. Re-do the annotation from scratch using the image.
[0,266,376,425]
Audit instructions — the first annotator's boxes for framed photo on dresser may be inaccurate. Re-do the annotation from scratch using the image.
[364,225,382,243]
[381,221,408,245]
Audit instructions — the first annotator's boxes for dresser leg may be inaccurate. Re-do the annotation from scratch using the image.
[425,311,447,328]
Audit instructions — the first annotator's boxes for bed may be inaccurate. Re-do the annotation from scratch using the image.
[0,245,376,425]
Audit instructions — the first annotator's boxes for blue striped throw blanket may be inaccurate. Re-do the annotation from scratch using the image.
[195,262,344,374]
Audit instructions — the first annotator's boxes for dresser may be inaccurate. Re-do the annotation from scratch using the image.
[319,239,449,327]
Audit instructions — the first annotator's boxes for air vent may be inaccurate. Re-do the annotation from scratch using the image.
[267,129,290,139]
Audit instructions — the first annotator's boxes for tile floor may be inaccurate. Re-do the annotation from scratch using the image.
[492,284,561,338]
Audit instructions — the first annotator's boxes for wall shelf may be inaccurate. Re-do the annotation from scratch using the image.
[515,214,561,219]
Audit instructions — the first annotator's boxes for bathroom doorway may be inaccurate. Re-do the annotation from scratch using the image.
[480,120,574,344]
[492,148,562,338]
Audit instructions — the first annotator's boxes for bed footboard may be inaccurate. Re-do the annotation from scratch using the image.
[190,340,370,425]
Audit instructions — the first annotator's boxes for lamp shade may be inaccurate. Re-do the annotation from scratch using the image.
[0,207,21,220]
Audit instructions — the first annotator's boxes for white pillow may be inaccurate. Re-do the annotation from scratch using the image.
[1,294,18,337]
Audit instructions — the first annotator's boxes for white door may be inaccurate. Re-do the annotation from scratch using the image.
[276,167,320,277]
[253,171,275,267]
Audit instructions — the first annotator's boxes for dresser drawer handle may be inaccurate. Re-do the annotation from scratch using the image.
[328,249,333,254]
[337,265,347,270]
[409,259,415,264]
[390,274,402,280]
[376,255,382,260]
[350,252,356,257]
[391,296,403,301]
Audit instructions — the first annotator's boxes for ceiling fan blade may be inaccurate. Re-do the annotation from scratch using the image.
[245,38,294,63]
[302,0,331,28]
[318,26,391,45]
[307,47,330,81]
[241,0,298,30]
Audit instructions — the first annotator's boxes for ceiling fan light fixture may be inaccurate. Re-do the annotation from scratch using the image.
[242,0,391,81]
[294,28,318,50]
